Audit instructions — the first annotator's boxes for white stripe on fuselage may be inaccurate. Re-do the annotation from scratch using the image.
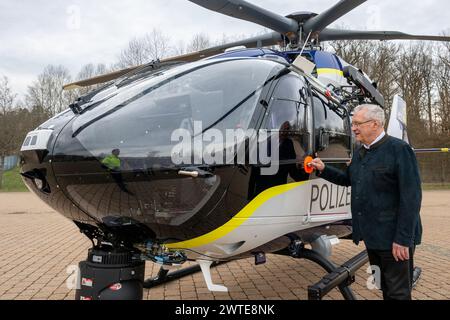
[177,179,352,260]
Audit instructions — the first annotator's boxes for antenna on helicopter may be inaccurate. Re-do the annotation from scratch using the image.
[299,32,313,56]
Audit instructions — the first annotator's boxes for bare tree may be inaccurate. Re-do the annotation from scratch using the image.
[25,65,76,116]
[77,63,107,80]
[421,43,437,135]
[392,42,444,148]
[144,28,171,60]
[75,63,108,95]
[117,37,150,68]
[186,33,211,53]
[172,39,187,56]
[436,42,450,137]
[0,76,16,116]
[117,29,172,68]
[367,42,401,118]
[329,39,376,73]
[0,77,17,187]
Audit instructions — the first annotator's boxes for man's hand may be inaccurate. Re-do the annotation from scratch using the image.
[392,243,410,262]
[310,157,325,172]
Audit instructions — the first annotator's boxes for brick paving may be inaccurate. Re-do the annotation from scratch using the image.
[0,190,449,300]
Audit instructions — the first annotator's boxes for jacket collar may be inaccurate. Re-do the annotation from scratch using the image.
[363,131,386,149]
[359,134,390,159]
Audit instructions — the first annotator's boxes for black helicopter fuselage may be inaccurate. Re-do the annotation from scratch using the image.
[20,57,353,250]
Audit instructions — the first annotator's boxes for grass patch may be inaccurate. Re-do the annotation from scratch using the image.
[0,166,28,192]
[422,183,450,190]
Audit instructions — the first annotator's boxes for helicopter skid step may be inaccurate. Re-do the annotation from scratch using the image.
[197,260,228,292]
[143,262,224,289]
[144,261,229,292]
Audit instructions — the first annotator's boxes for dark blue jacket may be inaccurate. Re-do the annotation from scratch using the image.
[319,135,422,250]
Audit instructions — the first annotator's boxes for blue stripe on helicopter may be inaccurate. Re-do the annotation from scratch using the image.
[209,48,289,61]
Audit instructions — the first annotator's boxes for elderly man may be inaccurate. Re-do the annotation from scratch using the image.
[310,104,422,300]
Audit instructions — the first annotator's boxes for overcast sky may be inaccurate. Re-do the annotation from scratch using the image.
[1,0,449,101]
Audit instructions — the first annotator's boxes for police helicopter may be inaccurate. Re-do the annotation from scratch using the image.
[20,0,450,300]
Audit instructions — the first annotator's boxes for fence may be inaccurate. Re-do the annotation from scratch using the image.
[2,155,19,171]
[416,153,450,184]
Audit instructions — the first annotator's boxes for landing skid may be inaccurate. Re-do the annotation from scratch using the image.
[143,244,366,300]
[302,249,368,300]
[132,246,422,300]
[143,262,223,289]
[275,242,423,300]
[413,267,422,288]
[273,242,367,300]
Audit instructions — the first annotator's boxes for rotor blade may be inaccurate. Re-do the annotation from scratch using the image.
[63,67,138,90]
[188,0,298,35]
[162,31,282,61]
[319,28,450,42]
[303,0,367,33]
[63,32,282,90]
[63,51,214,90]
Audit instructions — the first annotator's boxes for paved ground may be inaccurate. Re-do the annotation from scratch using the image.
[0,191,449,300]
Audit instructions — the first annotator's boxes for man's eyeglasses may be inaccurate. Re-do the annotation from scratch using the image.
[351,120,375,128]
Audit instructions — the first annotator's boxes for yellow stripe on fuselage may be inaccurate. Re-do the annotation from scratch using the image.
[165,181,308,249]
[317,68,344,76]
[442,148,449,152]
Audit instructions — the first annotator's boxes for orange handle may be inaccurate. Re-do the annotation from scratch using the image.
[304,156,314,174]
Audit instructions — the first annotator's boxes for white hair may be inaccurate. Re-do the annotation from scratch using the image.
[354,104,386,127]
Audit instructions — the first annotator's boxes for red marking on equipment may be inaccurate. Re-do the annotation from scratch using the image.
[304,156,314,174]
[81,278,93,287]
[325,90,332,99]
[80,296,93,300]
[109,283,122,291]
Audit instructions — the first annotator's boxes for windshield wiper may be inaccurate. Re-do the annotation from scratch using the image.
[70,62,187,115]
[115,61,184,88]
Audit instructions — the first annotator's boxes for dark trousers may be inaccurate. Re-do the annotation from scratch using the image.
[367,247,415,300]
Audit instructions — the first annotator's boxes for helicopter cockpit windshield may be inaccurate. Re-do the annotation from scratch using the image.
[71,59,283,165]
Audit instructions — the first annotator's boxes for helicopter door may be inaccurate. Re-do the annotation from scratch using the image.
[312,92,352,171]
[265,74,309,164]
[248,73,311,199]
[262,74,311,183]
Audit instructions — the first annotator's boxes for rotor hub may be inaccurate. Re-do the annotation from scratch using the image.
[286,11,318,24]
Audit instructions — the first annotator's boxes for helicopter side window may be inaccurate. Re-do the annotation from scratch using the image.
[312,93,351,162]
[266,74,308,131]
[264,74,311,164]
[267,100,298,130]
[267,75,310,168]
[23,136,32,147]
[249,74,311,198]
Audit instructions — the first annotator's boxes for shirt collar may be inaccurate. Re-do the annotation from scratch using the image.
[363,131,386,150]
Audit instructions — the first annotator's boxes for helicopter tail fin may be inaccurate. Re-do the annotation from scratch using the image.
[387,95,410,144]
